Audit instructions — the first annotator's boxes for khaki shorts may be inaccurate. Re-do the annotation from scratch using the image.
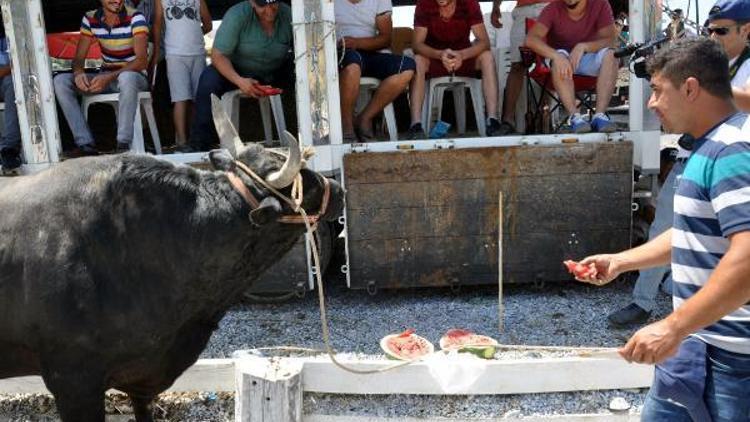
[166,55,206,102]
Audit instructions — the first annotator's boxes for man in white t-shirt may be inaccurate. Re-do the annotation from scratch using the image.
[706,0,750,111]
[334,0,415,142]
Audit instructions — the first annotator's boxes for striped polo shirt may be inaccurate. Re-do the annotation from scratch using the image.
[80,6,149,69]
[672,112,750,354]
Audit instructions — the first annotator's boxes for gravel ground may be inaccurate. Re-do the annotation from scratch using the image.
[0,269,672,421]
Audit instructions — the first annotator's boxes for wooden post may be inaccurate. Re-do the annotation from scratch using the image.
[234,354,303,422]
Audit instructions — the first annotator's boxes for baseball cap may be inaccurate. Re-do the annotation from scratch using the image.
[708,0,750,22]
[253,0,280,5]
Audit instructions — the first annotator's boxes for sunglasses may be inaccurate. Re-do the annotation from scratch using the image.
[704,25,738,36]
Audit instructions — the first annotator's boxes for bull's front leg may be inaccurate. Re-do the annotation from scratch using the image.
[130,394,156,422]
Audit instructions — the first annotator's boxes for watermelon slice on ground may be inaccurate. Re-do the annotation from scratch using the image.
[380,329,435,361]
[438,328,498,359]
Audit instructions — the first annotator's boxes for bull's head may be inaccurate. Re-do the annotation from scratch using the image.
[208,94,343,226]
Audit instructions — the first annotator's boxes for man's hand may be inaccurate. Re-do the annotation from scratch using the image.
[88,73,115,93]
[490,5,502,28]
[441,49,461,72]
[574,253,624,286]
[569,43,587,74]
[619,319,684,364]
[74,73,92,92]
[237,77,264,98]
[551,52,573,80]
[341,36,359,50]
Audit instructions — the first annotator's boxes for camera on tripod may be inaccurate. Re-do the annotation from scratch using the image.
[614,37,670,79]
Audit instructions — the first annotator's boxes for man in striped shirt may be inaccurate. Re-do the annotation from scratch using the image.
[575,38,750,420]
[53,0,150,156]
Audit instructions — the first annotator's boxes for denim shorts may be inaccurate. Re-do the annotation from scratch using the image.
[550,47,611,77]
[338,49,416,80]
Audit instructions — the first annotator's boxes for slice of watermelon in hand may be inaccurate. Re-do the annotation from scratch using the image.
[257,84,284,96]
[563,259,598,280]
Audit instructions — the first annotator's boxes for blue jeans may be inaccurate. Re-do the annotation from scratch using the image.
[0,74,21,151]
[633,161,685,311]
[53,71,148,146]
[642,344,750,421]
[188,65,246,150]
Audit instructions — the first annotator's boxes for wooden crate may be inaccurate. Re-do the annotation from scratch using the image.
[343,141,633,289]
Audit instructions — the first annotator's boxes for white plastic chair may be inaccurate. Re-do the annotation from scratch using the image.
[357,77,398,142]
[221,89,286,144]
[81,91,162,154]
[422,76,486,137]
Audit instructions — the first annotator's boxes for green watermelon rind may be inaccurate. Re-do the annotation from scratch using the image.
[439,334,499,359]
[380,333,435,361]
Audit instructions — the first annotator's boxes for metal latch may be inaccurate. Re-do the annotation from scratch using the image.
[351,143,369,153]
[434,140,455,149]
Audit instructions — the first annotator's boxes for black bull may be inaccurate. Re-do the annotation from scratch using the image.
[0,105,343,420]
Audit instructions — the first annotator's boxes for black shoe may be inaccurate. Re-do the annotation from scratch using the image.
[486,118,502,137]
[115,142,131,154]
[175,144,198,153]
[0,148,21,175]
[496,121,517,136]
[406,123,424,140]
[607,303,651,328]
[66,143,99,158]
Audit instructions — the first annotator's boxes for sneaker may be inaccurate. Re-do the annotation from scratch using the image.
[406,122,424,140]
[0,148,21,175]
[66,143,99,158]
[485,118,502,137]
[590,113,617,133]
[115,142,131,154]
[607,303,651,328]
[175,144,200,153]
[560,113,591,134]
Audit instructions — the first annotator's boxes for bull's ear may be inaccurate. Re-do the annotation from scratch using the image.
[209,149,236,171]
[249,196,282,226]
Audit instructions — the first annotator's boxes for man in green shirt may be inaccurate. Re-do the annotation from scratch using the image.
[184,0,293,152]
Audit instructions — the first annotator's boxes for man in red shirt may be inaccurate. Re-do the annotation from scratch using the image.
[408,0,501,138]
[526,0,618,133]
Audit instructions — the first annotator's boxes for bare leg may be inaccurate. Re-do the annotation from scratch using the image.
[338,63,361,136]
[357,70,414,134]
[173,101,190,146]
[550,60,578,116]
[476,50,498,119]
[502,62,526,123]
[409,55,430,125]
[595,50,618,114]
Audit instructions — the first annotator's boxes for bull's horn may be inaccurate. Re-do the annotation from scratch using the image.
[211,94,244,156]
[265,130,302,189]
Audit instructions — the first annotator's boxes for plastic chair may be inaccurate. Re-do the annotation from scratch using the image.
[221,89,286,144]
[422,76,486,137]
[357,77,398,142]
[81,91,162,154]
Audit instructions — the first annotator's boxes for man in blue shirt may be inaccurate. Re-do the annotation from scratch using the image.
[0,21,22,175]
[574,37,750,421]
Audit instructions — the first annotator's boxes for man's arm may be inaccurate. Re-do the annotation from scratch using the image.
[210,48,264,98]
[457,23,490,60]
[525,21,558,59]
[490,0,502,28]
[620,231,750,363]
[150,0,163,74]
[199,0,213,34]
[412,26,443,59]
[574,24,617,54]
[0,66,10,78]
[88,33,149,92]
[341,12,392,51]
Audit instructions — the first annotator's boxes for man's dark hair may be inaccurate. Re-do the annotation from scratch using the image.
[646,38,732,99]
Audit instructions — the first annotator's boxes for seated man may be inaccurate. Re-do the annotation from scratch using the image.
[53,0,150,156]
[525,0,618,133]
[0,22,22,174]
[335,0,415,142]
[408,0,502,139]
[184,0,293,152]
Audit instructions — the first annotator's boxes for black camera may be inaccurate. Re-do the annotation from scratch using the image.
[614,37,670,79]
